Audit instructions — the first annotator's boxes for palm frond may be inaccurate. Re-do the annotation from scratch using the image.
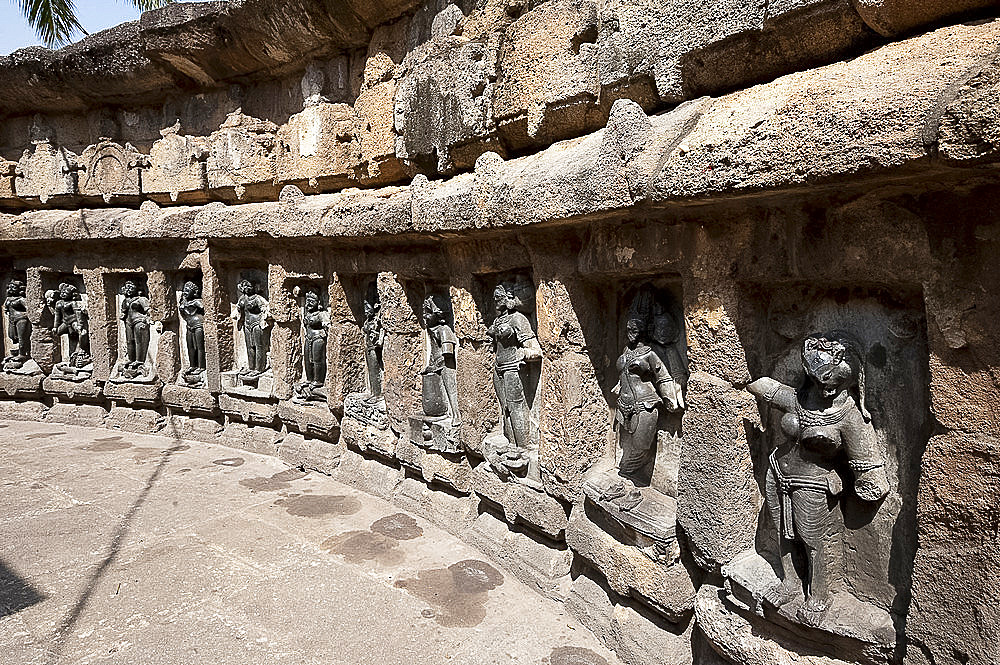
[17,0,85,47]
[130,0,173,14]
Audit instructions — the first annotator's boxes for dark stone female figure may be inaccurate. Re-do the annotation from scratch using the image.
[53,282,90,364]
[179,281,206,383]
[120,280,152,378]
[420,293,460,425]
[486,280,542,485]
[601,289,685,510]
[235,279,269,378]
[748,332,889,626]
[4,280,31,370]
[362,291,383,399]
[296,287,329,401]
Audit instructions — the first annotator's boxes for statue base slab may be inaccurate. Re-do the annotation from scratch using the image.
[0,370,43,397]
[1,358,42,376]
[721,549,896,664]
[109,360,156,383]
[218,393,277,426]
[49,359,93,382]
[179,368,206,388]
[566,504,694,622]
[278,400,338,441]
[582,468,678,557]
[43,376,101,400]
[397,431,471,493]
[103,379,163,405]
[221,370,274,398]
[341,392,394,458]
[162,384,218,415]
[472,462,568,540]
[408,414,461,454]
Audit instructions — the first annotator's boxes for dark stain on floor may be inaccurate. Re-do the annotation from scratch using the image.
[275,494,361,518]
[26,431,65,440]
[370,513,423,540]
[322,530,404,565]
[213,457,245,467]
[239,468,307,492]
[78,439,132,452]
[549,646,609,665]
[394,559,504,627]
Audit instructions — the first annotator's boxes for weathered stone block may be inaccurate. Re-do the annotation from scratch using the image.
[161,384,218,414]
[0,400,46,422]
[472,462,570,540]
[276,103,360,189]
[567,505,695,622]
[103,380,163,406]
[217,393,278,426]
[676,372,761,574]
[277,400,339,441]
[277,430,343,475]
[0,372,42,397]
[216,420,282,455]
[163,413,222,442]
[107,406,165,433]
[44,402,108,428]
[340,412,397,459]
[396,435,472,493]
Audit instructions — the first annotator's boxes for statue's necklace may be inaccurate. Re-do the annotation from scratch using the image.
[795,398,852,427]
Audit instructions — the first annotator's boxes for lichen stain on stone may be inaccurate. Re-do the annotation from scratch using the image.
[370,512,423,540]
[276,494,362,518]
[394,559,504,627]
[239,468,307,492]
[549,646,609,665]
[321,530,405,565]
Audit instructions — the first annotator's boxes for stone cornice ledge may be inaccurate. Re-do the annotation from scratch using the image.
[2,20,998,244]
[0,0,422,116]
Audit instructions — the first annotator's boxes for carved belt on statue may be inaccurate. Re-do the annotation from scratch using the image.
[769,450,833,540]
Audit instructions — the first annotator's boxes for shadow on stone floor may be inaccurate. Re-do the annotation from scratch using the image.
[0,558,46,618]
[47,423,189,663]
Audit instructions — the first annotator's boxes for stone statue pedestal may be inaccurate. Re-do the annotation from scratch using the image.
[1,358,42,377]
[179,368,206,389]
[50,357,93,382]
[220,370,274,398]
[472,462,568,541]
[396,421,471,493]
[566,504,694,622]
[109,360,156,384]
[582,467,678,564]
[278,399,339,441]
[43,376,101,401]
[407,415,461,454]
[340,392,395,458]
[720,550,896,664]
[0,369,43,397]
[162,384,218,416]
[104,377,163,406]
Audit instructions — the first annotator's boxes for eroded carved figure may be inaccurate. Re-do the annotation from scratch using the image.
[179,280,206,386]
[119,279,153,379]
[362,286,384,400]
[235,278,270,379]
[294,286,329,403]
[747,332,889,627]
[584,286,687,563]
[49,282,92,380]
[3,280,32,372]
[484,279,543,489]
[409,292,462,453]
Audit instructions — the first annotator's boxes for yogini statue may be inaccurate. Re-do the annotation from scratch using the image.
[295,286,329,402]
[747,332,889,626]
[3,280,31,371]
[120,279,152,379]
[362,287,384,400]
[52,282,91,372]
[179,281,206,384]
[601,288,686,510]
[235,279,270,379]
[485,279,542,487]
[419,293,460,425]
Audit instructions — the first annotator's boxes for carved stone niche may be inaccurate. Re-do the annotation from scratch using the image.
[79,140,142,199]
[395,284,473,493]
[0,271,44,395]
[175,273,207,388]
[712,289,930,665]
[109,274,160,385]
[340,278,394,457]
[221,268,274,398]
[44,274,93,382]
[576,282,688,565]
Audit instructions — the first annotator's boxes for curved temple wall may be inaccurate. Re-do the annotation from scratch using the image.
[2,3,1000,665]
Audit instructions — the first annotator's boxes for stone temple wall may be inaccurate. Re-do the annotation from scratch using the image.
[2,2,1000,665]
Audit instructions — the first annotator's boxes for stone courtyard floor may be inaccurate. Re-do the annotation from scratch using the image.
[0,419,621,665]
